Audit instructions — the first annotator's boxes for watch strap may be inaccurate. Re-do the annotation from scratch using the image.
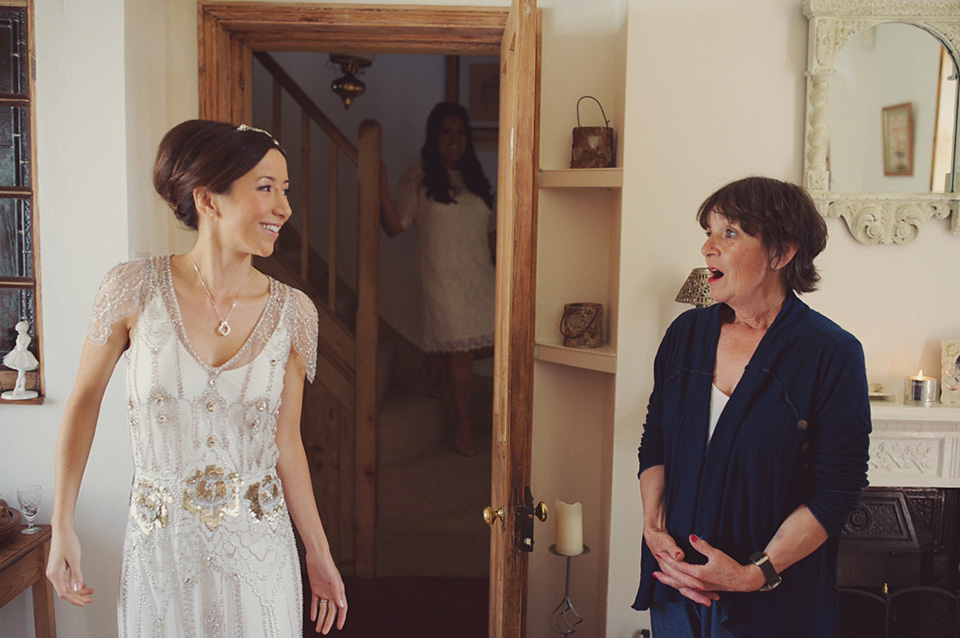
[748,551,781,591]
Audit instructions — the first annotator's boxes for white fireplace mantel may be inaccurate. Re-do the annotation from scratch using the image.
[868,403,960,488]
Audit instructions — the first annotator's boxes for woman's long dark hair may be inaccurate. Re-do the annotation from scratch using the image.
[420,102,494,209]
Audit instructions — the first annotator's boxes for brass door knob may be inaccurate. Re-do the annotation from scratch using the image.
[483,505,504,527]
[534,501,548,522]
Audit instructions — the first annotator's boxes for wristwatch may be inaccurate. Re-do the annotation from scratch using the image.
[748,551,782,591]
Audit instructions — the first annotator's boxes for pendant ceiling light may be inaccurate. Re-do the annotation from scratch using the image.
[329,53,375,109]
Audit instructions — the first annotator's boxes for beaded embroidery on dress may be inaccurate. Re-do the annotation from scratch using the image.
[88,255,318,638]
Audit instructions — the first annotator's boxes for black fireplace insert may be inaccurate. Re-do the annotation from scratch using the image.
[838,487,960,638]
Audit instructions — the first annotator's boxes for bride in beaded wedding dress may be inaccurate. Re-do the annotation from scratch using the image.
[47,121,347,637]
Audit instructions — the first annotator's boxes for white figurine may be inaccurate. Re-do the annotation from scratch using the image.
[2,320,39,400]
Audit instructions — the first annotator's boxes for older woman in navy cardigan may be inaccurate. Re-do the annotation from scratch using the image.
[633,177,871,638]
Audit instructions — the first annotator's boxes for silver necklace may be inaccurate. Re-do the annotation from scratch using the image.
[190,255,252,337]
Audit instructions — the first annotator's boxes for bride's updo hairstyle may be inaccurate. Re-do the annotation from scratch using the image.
[153,120,285,230]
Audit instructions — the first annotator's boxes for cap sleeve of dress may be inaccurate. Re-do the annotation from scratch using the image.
[394,162,425,230]
[87,259,151,345]
[289,287,319,383]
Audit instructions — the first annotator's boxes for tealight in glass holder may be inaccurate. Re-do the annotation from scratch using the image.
[904,371,938,406]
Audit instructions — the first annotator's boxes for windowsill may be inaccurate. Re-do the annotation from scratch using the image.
[0,370,43,404]
[0,395,43,405]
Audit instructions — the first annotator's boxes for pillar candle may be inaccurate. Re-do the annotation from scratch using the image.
[555,500,583,556]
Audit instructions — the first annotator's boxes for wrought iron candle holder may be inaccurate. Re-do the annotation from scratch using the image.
[549,544,590,635]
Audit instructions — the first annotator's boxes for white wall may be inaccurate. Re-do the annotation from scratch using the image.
[0,1,197,635]
[528,2,628,637]
[610,1,811,631]
[0,1,131,635]
[0,1,627,636]
[249,7,631,638]
[607,2,960,637]
[126,0,179,259]
[5,1,958,638]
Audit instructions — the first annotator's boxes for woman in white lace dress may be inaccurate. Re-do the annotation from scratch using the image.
[47,120,347,636]
[380,102,496,456]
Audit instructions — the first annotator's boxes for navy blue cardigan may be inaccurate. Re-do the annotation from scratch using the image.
[633,293,871,637]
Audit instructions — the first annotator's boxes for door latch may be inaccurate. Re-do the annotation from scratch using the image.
[515,486,548,552]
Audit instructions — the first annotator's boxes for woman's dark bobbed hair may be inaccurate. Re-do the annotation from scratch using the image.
[697,176,828,294]
[153,120,285,230]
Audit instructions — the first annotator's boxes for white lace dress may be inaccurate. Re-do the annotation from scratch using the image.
[87,255,318,638]
[395,163,496,352]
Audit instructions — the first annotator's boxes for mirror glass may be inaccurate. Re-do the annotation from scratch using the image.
[827,22,957,193]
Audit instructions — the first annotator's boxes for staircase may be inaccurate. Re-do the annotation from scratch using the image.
[253,50,381,577]
[376,338,492,578]
[254,51,490,580]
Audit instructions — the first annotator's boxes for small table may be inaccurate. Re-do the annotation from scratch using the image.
[0,525,57,637]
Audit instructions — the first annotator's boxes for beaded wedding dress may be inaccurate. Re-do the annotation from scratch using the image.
[88,255,318,638]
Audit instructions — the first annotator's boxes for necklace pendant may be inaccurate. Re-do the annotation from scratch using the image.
[217,320,231,337]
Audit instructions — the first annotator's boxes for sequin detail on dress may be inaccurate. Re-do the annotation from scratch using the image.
[245,472,284,523]
[88,255,319,638]
[132,477,171,534]
[182,465,243,532]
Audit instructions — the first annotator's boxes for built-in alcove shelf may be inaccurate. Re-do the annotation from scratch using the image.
[538,168,622,189]
[535,167,621,374]
[533,341,617,374]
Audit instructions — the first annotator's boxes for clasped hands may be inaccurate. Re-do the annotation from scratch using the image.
[645,528,766,606]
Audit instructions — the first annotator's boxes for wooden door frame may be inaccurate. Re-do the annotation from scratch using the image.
[197,3,540,636]
[490,3,541,637]
[198,3,509,124]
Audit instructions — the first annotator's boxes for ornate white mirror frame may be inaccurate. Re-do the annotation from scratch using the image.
[802,0,960,244]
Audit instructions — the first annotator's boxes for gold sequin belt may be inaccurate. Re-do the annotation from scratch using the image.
[130,465,286,534]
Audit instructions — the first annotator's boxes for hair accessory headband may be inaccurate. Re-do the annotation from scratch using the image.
[236,123,281,147]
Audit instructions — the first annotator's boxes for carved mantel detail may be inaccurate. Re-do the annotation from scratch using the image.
[869,415,960,487]
[869,439,942,476]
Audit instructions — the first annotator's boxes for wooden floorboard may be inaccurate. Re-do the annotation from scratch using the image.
[303,576,489,638]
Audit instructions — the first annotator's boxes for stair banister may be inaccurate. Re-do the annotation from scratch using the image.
[255,51,383,577]
[256,51,359,316]
[354,119,381,577]
[254,52,358,163]
[299,109,311,282]
[328,145,338,310]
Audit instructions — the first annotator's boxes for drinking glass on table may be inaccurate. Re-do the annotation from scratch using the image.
[17,484,41,534]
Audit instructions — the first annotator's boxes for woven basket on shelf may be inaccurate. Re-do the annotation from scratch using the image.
[559,303,603,349]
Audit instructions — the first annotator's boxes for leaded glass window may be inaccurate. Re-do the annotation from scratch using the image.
[0,105,30,188]
[0,286,32,353]
[0,2,39,398]
[0,197,32,278]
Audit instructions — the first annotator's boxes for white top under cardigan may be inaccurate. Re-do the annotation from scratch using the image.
[708,384,730,443]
